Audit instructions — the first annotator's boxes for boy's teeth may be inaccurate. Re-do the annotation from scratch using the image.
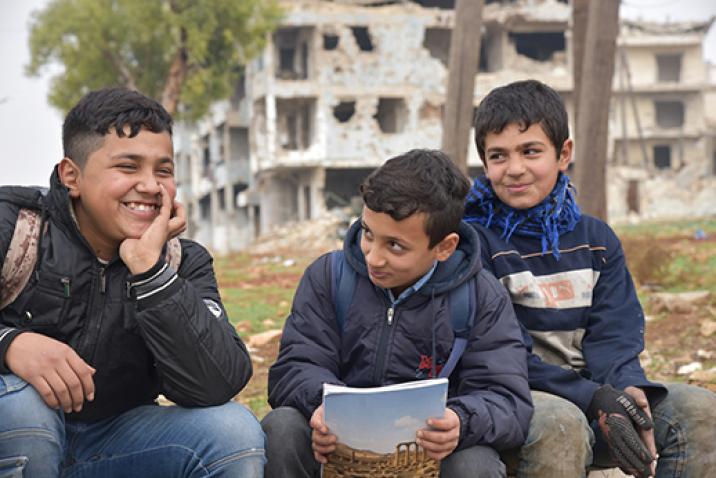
[126,202,156,211]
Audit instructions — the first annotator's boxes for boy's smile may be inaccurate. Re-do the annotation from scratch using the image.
[483,123,571,210]
[360,207,457,296]
[60,128,175,260]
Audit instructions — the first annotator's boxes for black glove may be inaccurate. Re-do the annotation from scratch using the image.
[588,385,655,478]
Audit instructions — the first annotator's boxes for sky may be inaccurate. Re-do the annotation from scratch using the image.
[1,0,715,187]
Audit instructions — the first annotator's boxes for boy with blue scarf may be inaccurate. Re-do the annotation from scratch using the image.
[464,79,716,478]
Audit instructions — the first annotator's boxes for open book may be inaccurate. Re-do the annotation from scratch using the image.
[322,378,448,478]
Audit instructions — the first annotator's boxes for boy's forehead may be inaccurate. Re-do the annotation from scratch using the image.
[485,122,550,146]
[362,207,429,243]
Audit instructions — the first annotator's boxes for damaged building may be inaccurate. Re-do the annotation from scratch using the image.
[176,0,716,253]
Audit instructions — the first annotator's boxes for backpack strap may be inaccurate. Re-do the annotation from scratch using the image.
[0,208,44,310]
[438,277,476,379]
[331,250,356,334]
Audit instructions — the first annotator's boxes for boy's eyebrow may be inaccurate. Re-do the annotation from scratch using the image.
[110,153,174,164]
[486,141,546,153]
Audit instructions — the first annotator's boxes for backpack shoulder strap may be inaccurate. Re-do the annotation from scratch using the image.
[331,250,357,334]
[165,237,182,271]
[0,208,43,310]
[438,276,476,378]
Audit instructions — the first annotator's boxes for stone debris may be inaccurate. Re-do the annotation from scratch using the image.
[689,368,716,384]
[649,291,711,315]
[248,213,345,257]
[248,329,284,348]
[700,319,716,337]
[677,361,703,375]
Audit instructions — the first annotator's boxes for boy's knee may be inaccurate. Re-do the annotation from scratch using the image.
[528,392,592,446]
[200,402,266,451]
[261,406,310,441]
[0,374,63,435]
[442,445,506,478]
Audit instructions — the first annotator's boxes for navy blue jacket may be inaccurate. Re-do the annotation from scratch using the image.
[471,215,666,412]
[268,220,533,450]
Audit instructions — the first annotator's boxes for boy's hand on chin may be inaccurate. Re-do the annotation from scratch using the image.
[120,184,187,275]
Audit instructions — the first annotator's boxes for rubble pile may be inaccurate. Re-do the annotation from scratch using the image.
[248,211,350,257]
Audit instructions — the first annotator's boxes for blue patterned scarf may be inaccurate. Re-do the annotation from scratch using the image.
[463,173,581,260]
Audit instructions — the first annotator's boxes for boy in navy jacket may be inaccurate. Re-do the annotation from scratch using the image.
[264,149,532,478]
[464,79,716,478]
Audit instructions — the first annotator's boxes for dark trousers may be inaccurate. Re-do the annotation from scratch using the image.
[262,406,506,478]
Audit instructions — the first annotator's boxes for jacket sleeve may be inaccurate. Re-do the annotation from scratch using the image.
[581,226,667,407]
[267,254,344,419]
[0,202,26,374]
[128,239,252,407]
[447,269,533,451]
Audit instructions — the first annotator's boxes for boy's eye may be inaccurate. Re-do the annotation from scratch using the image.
[487,152,505,162]
[362,228,373,240]
[523,148,542,156]
[157,168,174,176]
[388,241,404,252]
[117,163,137,171]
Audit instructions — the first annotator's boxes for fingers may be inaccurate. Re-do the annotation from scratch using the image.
[66,353,96,402]
[311,430,336,464]
[603,414,654,477]
[167,199,187,239]
[158,184,172,222]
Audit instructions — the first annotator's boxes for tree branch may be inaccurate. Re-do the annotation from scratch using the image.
[103,49,137,90]
[160,27,188,115]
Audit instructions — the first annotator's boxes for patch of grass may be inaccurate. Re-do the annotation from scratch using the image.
[615,218,716,239]
[222,286,294,335]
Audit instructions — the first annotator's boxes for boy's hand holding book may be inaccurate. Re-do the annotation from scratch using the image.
[416,407,461,461]
[310,403,337,464]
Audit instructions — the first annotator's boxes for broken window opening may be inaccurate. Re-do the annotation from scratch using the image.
[277,98,315,151]
[627,180,640,214]
[423,28,451,67]
[654,101,684,128]
[656,54,682,83]
[325,168,375,210]
[202,136,211,176]
[351,27,374,52]
[274,27,312,80]
[653,145,672,170]
[410,0,455,8]
[509,32,565,62]
[199,195,211,220]
[218,188,226,211]
[333,101,356,123]
[375,98,408,134]
[323,34,339,50]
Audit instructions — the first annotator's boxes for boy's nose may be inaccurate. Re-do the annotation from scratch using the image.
[364,247,386,268]
[506,158,526,176]
[135,173,162,194]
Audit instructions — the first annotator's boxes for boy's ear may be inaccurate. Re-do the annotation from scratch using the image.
[434,232,460,262]
[58,157,82,198]
[558,138,573,171]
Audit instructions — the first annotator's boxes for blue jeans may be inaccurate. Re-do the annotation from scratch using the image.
[261,406,506,478]
[503,384,716,477]
[0,374,265,477]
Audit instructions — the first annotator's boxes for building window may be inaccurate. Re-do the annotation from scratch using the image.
[653,145,671,169]
[323,34,339,50]
[375,98,408,134]
[423,28,451,66]
[275,27,312,80]
[199,195,211,220]
[654,101,684,128]
[333,101,356,123]
[509,32,565,62]
[351,27,374,52]
[277,98,315,151]
[656,54,681,83]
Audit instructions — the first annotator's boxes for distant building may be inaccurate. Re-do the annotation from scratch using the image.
[175,0,716,253]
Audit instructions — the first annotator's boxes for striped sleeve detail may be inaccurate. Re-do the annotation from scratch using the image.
[129,261,181,309]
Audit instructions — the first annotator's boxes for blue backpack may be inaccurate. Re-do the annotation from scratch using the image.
[330,250,475,379]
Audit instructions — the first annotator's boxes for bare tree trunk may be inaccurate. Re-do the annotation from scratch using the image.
[571,0,589,127]
[160,28,188,115]
[441,0,484,175]
[572,0,620,221]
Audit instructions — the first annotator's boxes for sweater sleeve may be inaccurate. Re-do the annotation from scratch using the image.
[447,270,534,451]
[267,254,344,419]
[581,227,667,407]
[128,239,252,407]
[0,202,26,374]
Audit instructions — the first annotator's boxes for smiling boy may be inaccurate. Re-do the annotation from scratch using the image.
[464,79,716,478]
[263,149,532,478]
[0,87,264,477]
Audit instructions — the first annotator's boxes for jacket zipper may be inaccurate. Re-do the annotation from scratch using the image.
[373,305,395,383]
[77,265,107,359]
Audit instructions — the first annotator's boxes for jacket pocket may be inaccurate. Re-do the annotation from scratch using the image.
[19,271,72,329]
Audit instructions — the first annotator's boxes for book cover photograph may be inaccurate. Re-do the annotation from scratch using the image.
[322,378,448,478]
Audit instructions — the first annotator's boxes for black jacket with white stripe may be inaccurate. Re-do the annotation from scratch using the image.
[0,168,252,422]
